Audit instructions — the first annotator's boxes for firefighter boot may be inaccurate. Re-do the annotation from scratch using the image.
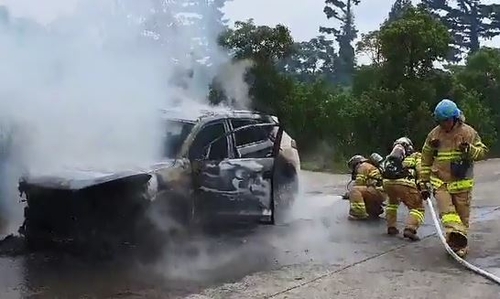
[403,228,420,241]
[387,227,399,235]
[448,231,468,248]
[447,231,468,256]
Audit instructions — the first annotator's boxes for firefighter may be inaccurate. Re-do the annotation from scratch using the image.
[347,155,386,220]
[342,152,384,200]
[419,99,488,257]
[382,137,425,241]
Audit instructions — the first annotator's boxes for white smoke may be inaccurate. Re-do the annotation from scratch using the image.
[212,59,254,108]
[0,0,233,229]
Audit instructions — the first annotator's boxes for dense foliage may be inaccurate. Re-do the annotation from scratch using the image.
[214,2,500,171]
[3,1,499,172]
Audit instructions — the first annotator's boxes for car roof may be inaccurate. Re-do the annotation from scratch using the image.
[160,106,277,124]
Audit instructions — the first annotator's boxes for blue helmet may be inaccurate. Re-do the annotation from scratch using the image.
[433,99,461,122]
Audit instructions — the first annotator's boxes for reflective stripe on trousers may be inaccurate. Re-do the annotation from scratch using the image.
[442,213,463,228]
[434,188,470,239]
[409,209,425,225]
[386,204,399,213]
[430,176,474,194]
[350,202,368,217]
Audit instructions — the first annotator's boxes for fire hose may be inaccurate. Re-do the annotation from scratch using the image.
[426,196,500,285]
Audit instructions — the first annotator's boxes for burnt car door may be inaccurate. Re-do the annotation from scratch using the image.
[189,118,283,224]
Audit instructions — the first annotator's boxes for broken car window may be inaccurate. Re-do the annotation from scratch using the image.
[231,119,271,146]
[230,119,274,158]
[189,122,228,160]
[162,120,195,158]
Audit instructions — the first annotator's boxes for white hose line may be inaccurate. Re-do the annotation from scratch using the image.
[426,197,500,285]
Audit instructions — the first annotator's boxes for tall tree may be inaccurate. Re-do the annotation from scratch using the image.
[386,0,413,24]
[379,7,451,81]
[356,30,382,65]
[453,47,500,151]
[216,19,295,112]
[319,0,361,86]
[279,35,337,83]
[421,0,500,61]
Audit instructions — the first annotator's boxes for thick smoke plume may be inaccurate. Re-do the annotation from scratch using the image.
[0,0,233,229]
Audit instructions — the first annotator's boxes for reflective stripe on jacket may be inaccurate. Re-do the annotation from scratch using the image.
[354,162,382,187]
[420,119,487,193]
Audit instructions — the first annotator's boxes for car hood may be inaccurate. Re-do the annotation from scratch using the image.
[19,160,178,191]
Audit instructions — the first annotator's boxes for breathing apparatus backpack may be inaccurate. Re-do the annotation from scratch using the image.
[382,156,407,179]
[381,144,409,180]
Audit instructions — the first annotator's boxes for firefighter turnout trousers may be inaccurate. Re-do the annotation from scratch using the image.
[383,183,425,231]
[349,185,385,219]
[434,185,471,251]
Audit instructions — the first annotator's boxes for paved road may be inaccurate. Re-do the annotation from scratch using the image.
[0,160,498,298]
[184,161,500,299]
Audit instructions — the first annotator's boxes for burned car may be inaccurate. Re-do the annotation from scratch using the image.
[17,109,300,250]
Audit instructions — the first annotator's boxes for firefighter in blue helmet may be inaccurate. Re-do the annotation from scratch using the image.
[419,99,488,257]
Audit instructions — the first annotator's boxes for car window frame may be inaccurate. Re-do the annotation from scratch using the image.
[187,119,232,161]
[228,117,274,159]
[161,119,196,159]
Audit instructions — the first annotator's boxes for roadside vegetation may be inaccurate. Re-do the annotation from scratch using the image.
[3,1,500,173]
[212,0,500,172]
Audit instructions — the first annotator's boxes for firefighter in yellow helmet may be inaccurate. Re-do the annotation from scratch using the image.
[346,154,385,220]
[419,99,488,258]
[382,137,425,241]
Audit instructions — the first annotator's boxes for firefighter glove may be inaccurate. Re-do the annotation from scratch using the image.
[459,142,470,153]
[418,181,431,200]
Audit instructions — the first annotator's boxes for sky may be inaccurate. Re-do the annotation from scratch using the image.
[1,0,499,64]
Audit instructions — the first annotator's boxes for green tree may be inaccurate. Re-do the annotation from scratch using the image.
[212,14,500,172]
[351,65,382,96]
[216,19,295,113]
[452,85,497,149]
[454,47,500,109]
[218,19,293,63]
[421,0,500,60]
[320,0,361,86]
[352,7,453,153]
[279,35,337,83]
[452,47,500,152]
[386,0,413,24]
[355,30,382,65]
[378,7,451,81]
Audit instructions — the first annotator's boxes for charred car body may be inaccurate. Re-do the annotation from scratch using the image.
[17,109,300,250]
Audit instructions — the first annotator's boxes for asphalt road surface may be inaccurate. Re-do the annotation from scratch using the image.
[0,160,500,298]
